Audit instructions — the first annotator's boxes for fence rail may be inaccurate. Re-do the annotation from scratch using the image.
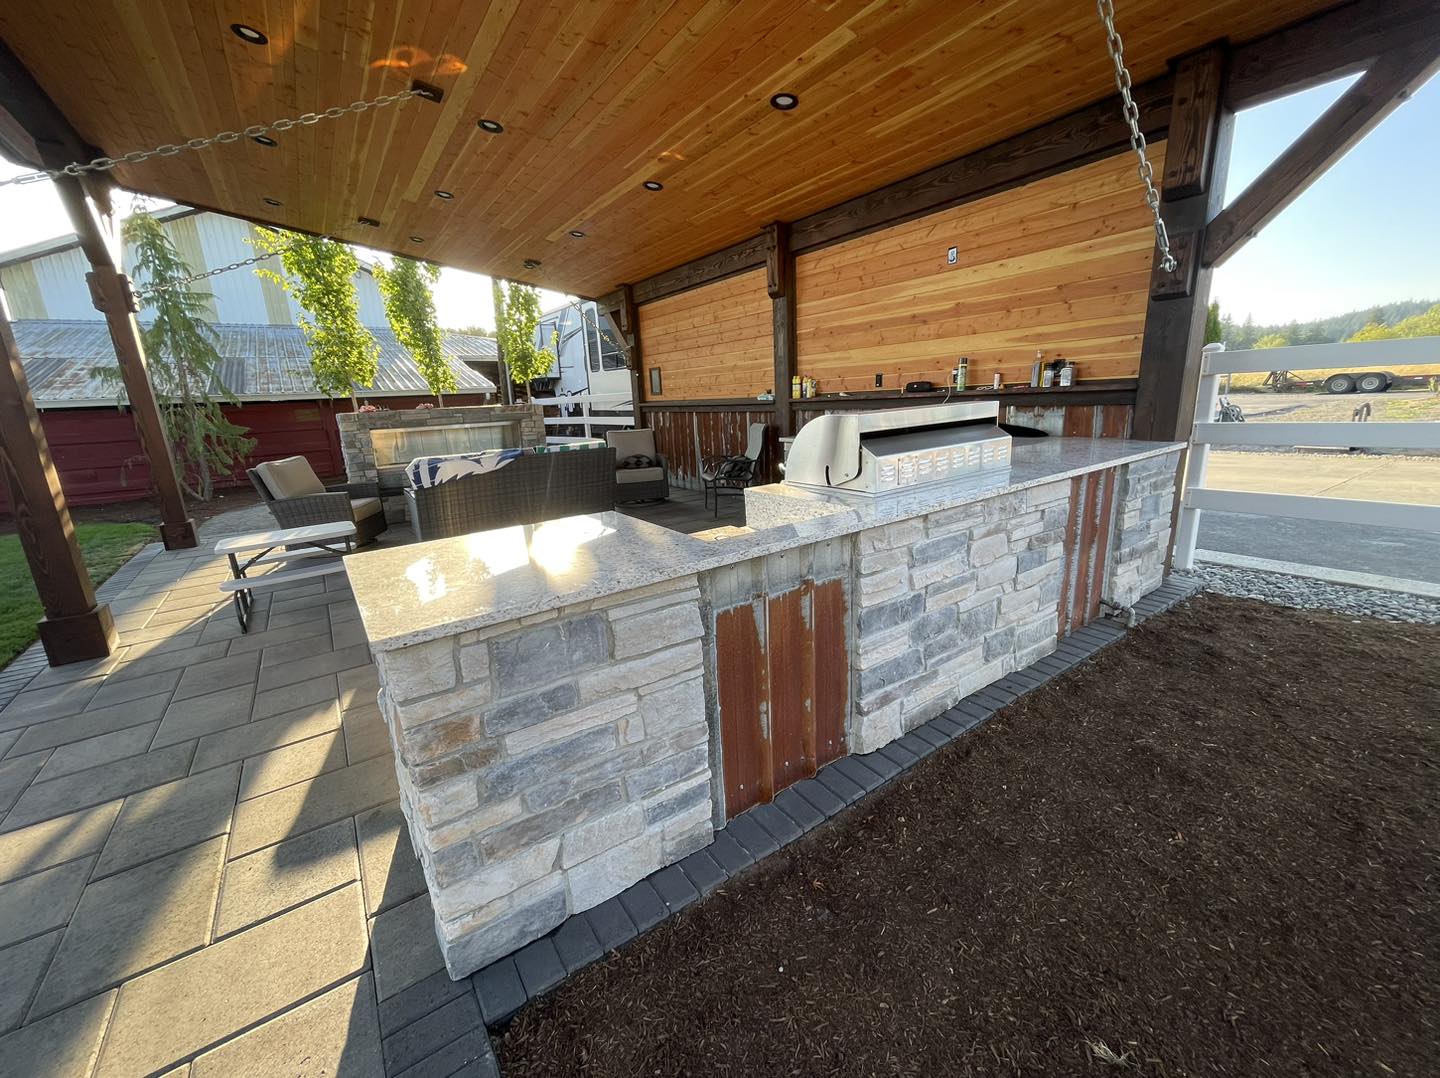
[1173,337,1440,570]
[530,391,634,444]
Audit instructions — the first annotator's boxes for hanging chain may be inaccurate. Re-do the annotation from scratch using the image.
[1096,0,1176,272]
[566,298,629,359]
[132,250,283,303]
[0,88,426,189]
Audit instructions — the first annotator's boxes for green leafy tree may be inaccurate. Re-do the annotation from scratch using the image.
[1349,302,1440,341]
[375,257,454,400]
[112,211,255,502]
[1203,301,1223,345]
[1253,332,1289,349]
[494,280,557,400]
[252,229,378,404]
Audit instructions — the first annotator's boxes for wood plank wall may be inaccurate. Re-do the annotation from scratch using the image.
[793,147,1167,393]
[637,269,773,400]
[645,404,783,489]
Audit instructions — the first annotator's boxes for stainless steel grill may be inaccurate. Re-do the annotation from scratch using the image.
[783,401,1011,496]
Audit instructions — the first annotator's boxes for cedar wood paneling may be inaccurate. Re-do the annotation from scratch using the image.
[638,269,772,401]
[793,148,1167,392]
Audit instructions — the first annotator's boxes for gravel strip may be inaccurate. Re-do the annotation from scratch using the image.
[1196,564,1440,624]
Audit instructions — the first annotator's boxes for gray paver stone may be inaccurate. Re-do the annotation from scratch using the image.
[94,764,239,878]
[0,929,59,1033]
[773,788,825,831]
[382,991,480,1074]
[583,897,637,953]
[617,879,667,932]
[216,818,359,937]
[550,914,604,973]
[32,837,225,1018]
[0,856,91,948]
[791,777,846,818]
[677,850,728,896]
[378,967,472,1037]
[649,864,700,911]
[512,937,567,997]
[371,892,446,1001]
[721,815,778,859]
[750,802,803,845]
[814,765,867,804]
[473,957,526,1025]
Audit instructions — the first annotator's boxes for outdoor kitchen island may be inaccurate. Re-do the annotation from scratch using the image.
[345,433,1184,978]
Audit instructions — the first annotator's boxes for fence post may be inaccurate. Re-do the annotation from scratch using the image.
[1173,342,1225,570]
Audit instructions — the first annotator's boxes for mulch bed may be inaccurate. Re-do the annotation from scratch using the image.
[498,594,1439,1078]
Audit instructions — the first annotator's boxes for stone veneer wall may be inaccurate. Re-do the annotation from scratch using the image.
[338,405,546,520]
[1106,450,1182,608]
[372,576,713,976]
[849,481,1070,752]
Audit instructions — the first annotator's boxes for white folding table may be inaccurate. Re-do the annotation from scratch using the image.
[214,521,358,631]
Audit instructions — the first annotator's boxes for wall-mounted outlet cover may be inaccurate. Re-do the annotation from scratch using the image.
[874,372,884,388]
[946,246,958,265]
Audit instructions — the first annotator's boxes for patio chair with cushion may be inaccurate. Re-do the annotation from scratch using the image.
[701,421,768,516]
[248,455,388,545]
[606,429,669,503]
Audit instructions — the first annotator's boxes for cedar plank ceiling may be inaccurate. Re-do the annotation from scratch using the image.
[0,1,1330,297]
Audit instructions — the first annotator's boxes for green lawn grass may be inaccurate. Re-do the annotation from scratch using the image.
[0,522,158,668]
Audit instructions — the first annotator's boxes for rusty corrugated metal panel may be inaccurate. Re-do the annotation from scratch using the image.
[9,319,497,404]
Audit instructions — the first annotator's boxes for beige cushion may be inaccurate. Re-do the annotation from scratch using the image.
[350,496,384,521]
[255,456,325,499]
[615,466,665,485]
[606,429,657,460]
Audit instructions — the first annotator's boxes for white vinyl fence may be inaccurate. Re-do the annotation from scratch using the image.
[529,391,634,444]
[1173,337,1440,569]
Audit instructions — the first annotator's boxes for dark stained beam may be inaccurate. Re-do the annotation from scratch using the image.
[1226,0,1440,111]
[0,309,116,664]
[1133,46,1234,444]
[631,234,770,306]
[765,223,796,437]
[1204,45,1440,268]
[48,172,198,549]
[789,76,1172,254]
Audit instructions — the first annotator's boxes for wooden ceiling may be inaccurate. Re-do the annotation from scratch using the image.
[0,1,1335,297]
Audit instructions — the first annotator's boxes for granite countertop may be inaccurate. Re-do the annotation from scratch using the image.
[346,438,1182,651]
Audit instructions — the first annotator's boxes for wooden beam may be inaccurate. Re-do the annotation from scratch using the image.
[1226,0,1440,111]
[631,234,769,306]
[47,172,198,549]
[1205,45,1440,268]
[613,284,645,421]
[0,308,117,665]
[789,75,1172,254]
[1133,46,1234,444]
[765,223,796,437]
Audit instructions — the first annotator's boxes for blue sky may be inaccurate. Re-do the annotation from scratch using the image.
[2,74,1436,329]
[1211,73,1440,325]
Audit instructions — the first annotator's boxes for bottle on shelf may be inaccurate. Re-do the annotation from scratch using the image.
[952,356,968,390]
[1030,350,1044,388]
[991,369,1002,391]
[1058,357,1077,387]
[1041,358,1056,388]
[791,375,801,400]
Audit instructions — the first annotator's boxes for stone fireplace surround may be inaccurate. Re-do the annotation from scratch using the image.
[338,404,546,522]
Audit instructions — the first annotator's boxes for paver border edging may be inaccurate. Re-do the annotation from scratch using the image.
[468,574,1204,1045]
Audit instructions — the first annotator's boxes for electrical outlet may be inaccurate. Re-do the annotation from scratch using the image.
[874,372,884,388]
[946,246,958,265]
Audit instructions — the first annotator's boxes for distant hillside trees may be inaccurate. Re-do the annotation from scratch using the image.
[1348,302,1440,342]
[1218,298,1436,350]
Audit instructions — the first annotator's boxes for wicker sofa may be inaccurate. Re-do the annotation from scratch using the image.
[248,456,388,545]
[405,446,617,541]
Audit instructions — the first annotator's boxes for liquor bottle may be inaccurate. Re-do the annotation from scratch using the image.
[992,369,1002,390]
[1030,350,1043,388]
[952,357,968,390]
[1058,358,1076,387]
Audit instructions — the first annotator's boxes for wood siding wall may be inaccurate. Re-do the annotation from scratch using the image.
[637,269,773,401]
[644,405,783,489]
[792,147,1166,393]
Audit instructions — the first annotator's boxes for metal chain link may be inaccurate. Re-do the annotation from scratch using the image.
[1,89,426,188]
[1097,0,1176,272]
[132,250,282,303]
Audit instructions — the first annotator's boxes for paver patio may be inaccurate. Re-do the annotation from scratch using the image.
[0,534,498,1076]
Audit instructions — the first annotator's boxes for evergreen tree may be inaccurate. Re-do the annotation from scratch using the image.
[113,212,255,502]
[1203,301,1223,345]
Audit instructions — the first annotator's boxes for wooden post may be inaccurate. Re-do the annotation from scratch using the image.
[48,172,197,549]
[765,223,796,438]
[0,309,117,664]
[613,284,644,426]
[491,277,514,405]
[1132,46,1234,443]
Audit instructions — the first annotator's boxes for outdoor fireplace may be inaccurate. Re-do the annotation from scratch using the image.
[337,403,546,520]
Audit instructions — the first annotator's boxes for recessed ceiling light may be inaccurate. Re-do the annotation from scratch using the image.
[408,235,424,243]
[262,198,282,207]
[357,216,381,228]
[252,135,277,147]
[522,258,542,270]
[477,119,504,134]
[643,180,664,191]
[770,92,799,111]
[568,230,586,239]
[230,24,267,45]
[434,190,454,200]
